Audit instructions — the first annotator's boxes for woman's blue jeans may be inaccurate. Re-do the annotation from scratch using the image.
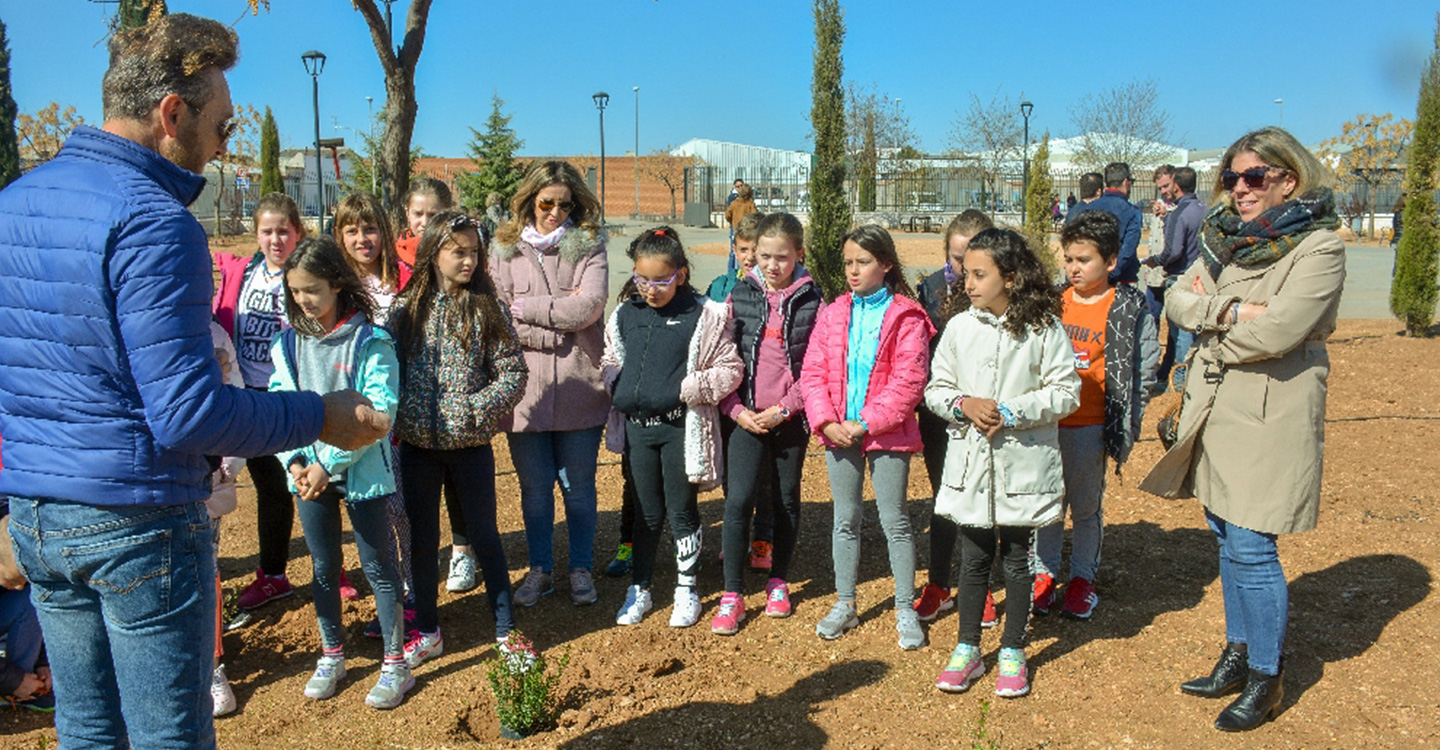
[7,497,216,750]
[1205,510,1288,675]
[508,427,602,573]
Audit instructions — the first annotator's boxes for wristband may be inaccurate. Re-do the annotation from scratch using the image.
[1230,302,1241,325]
[952,396,968,423]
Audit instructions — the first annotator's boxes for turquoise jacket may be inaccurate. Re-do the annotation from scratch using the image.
[268,322,400,502]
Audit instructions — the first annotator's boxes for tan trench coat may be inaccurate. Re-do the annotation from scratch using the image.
[1138,230,1345,535]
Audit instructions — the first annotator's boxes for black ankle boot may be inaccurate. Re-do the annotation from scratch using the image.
[1215,668,1283,732]
[1180,644,1248,698]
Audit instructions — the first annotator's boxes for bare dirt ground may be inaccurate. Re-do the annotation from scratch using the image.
[4,252,1437,748]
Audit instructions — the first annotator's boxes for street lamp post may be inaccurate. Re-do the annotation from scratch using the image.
[1275,98,1285,127]
[1020,100,1034,225]
[594,91,609,226]
[633,86,640,219]
[366,96,376,194]
[302,50,327,229]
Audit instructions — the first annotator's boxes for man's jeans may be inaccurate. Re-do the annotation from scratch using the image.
[7,497,216,750]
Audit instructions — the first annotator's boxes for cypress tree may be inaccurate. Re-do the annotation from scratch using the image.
[1392,14,1440,336]
[118,0,167,30]
[0,20,20,189]
[807,0,849,300]
[259,106,282,196]
[1023,132,1055,272]
[455,93,525,212]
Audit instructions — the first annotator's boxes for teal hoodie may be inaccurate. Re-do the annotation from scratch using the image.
[268,318,400,502]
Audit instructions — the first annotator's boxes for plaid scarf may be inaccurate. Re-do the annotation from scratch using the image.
[1200,187,1339,280]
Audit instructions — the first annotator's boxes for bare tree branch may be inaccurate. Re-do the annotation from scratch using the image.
[1067,78,1174,169]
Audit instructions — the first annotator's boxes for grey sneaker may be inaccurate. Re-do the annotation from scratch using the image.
[302,655,346,700]
[570,568,598,606]
[513,569,554,607]
[815,600,859,640]
[365,662,415,710]
[896,608,925,650]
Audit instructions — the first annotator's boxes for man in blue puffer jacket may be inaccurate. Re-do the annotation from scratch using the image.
[0,15,388,749]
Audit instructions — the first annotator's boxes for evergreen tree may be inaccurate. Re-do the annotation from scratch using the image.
[259,106,282,196]
[1023,132,1055,272]
[0,20,20,189]
[807,0,849,300]
[456,93,525,213]
[118,0,167,30]
[1392,14,1440,337]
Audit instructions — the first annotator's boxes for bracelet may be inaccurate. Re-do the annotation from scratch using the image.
[1230,302,1241,325]
[952,396,968,422]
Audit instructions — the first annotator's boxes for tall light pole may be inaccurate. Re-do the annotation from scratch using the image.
[633,86,640,219]
[1275,98,1285,127]
[365,96,376,194]
[302,50,327,227]
[593,91,609,225]
[1020,100,1034,225]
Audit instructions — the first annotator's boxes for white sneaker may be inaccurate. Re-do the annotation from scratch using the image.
[615,585,653,625]
[404,629,444,669]
[365,662,415,710]
[211,664,236,717]
[303,655,346,700]
[669,586,702,628]
[446,550,477,592]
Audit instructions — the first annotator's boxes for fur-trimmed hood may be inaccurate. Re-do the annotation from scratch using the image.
[496,225,608,266]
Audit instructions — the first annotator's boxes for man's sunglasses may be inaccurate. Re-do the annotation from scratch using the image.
[1221,166,1287,191]
[536,198,575,213]
[184,100,237,143]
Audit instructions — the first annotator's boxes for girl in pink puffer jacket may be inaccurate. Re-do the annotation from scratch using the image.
[798,224,935,650]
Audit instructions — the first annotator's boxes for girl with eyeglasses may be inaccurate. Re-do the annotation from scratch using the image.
[390,211,528,671]
[1140,127,1345,732]
[601,227,742,628]
[490,161,613,609]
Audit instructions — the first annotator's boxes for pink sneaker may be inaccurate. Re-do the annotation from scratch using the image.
[995,647,1030,697]
[764,578,792,618]
[710,592,746,635]
[936,644,985,693]
[403,628,443,669]
[338,570,360,601]
[237,570,293,610]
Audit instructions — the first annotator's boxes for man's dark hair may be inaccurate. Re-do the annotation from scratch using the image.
[1103,162,1131,188]
[102,14,239,121]
[1174,166,1198,194]
[1061,210,1121,262]
[1079,172,1104,200]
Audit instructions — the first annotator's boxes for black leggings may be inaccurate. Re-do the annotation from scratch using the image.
[918,408,958,587]
[401,442,514,638]
[722,418,805,592]
[248,454,293,577]
[627,420,700,590]
[957,524,1032,649]
[445,490,471,548]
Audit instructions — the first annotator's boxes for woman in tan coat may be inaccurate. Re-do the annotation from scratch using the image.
[1140,128,1343,732]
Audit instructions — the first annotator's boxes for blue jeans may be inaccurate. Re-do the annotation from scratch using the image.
[509,427,602,573]
[295,489,404,657]
[1205,510,1287,675]
[1034,424,1105,582]
[7,497,216,750]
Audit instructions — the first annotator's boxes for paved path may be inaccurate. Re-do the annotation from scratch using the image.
[599,220,1400,321]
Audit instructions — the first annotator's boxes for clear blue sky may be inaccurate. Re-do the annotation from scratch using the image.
[3,1,1436,158]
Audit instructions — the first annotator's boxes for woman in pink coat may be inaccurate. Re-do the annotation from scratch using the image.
[799,224,935,649]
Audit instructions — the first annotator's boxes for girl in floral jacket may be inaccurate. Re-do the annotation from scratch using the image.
[390,212,527,671]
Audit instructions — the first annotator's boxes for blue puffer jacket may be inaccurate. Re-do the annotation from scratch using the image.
[0,126,325,507]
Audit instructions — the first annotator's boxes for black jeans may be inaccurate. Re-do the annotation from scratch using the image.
[626,420,700,590]
[917,408,958,587]
[719,416,774,543]
[248,454,294,577]
[957,524,1032,650]
[722,418,806,592]
[401,442,514,638]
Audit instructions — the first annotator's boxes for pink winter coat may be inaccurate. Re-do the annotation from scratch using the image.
[211,250,258,339]
[799,292,935,453]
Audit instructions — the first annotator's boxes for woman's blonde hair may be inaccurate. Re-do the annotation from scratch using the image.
[1213,127,1333,209]
[495,160,602,245]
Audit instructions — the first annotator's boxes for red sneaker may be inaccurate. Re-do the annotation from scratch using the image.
[981,590,999,629]
[1032,573,1055,616]
[1061,577,1098,619]
[237,570,293,610]
[913,583,954,622]
[748,540,773,571]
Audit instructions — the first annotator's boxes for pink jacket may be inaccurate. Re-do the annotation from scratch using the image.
[798,292,935,453]
[489,227,611,432]
[211,250,259,339]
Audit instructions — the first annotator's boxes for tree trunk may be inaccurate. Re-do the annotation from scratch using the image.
[353,0,432,213]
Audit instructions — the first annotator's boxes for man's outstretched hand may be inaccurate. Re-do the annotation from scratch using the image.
[318,390,391,450]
